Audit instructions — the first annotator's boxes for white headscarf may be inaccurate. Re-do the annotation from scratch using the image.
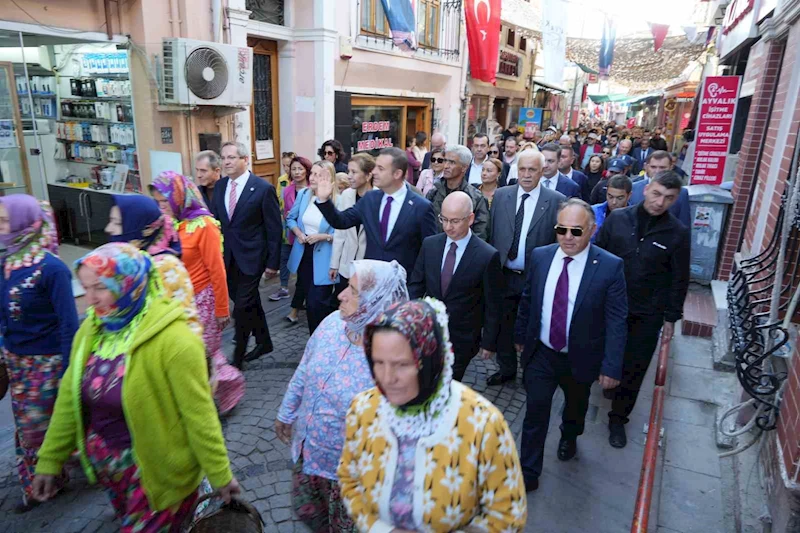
[343,259,409,339]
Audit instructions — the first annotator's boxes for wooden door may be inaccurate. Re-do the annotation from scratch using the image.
[248,39,281,186]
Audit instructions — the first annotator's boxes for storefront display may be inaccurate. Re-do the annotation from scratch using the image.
[338,95,432,157]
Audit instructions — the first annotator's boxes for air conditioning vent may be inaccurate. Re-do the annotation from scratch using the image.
[162,41,175,101]
[185,47,228,100]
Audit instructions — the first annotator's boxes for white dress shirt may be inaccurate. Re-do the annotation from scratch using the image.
[505,184,541,271]
[540,245,590,352]
[378,185,408,241]
[441,230,472,272]
[468,157,487,185]
[564,169,574,180]
[224,172,250,217]
[541,174,558,190]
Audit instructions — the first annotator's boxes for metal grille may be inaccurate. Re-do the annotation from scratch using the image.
[185,47,229,100]
[162,41,175,101]
[246,0,284,25]
[253,53,273,142]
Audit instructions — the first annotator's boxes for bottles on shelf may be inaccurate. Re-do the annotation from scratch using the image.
[56,121,135,146]
[55,140,138,171]
[60,101,133,122]
[69,77,131,98]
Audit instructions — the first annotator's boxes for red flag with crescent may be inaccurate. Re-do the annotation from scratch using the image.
[465,0,502,84]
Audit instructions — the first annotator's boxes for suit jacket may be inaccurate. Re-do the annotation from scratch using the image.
[315,184,438,275]
[213,172,282,276]
[630,179,691,227]
[409,233,504,355]
[650,137,668,151]
[565,169,591,201]
[631,147,653,174]
[555,173,582,199]
[285,188,338,286]
[200,184,215,215]
[422,151,433,171]
[488,184,564,293]
[514,243,628,382]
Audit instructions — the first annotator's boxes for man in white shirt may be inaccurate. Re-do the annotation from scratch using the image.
[467,133,490,186]
[513,199,628,491]
[503,137,519,166]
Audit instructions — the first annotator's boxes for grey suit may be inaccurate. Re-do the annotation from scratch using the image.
[488,183,565,379]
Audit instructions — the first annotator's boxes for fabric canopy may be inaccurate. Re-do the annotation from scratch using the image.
[587,94,630,103]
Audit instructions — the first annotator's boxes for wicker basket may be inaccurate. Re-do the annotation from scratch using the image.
[185,493,264,533]
[0,362,8,401]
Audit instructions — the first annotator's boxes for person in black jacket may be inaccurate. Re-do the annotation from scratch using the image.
[595,170,690,449]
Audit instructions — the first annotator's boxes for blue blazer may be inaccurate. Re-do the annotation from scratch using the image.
[556,173,582,199]
[514,243,628,382]
[315,184,438,275]
[630,179,690,227]
[286,188,338,286]
[567,170,591,201]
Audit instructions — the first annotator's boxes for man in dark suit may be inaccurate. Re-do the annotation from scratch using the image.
[631,136,653,175]
[409,192,503,380]
[421,132,446,171]
[650,128,668,151]
[314,147,437,275]
[515,199,628,491]
[540,143,581,199]
[213,142,282,368]
[557,145,591,201]
[195,150,222,212]
[629,151,690,227]
[487,150,564,386]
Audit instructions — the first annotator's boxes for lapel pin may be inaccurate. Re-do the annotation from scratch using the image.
[409,200,414,205]
[593,260,598,264]
[250,187,255,191]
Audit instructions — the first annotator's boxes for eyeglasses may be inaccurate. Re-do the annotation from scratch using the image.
[438,214,470,225]
[324,150,336,156]
[489,150,500,156]
[430,157,445,164]
[603,150,611,155]
[554,225,585,237]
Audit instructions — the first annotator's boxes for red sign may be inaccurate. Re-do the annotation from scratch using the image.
[692,75,741,185]
[465,0,501,84]
[722,0,755,34]
[587,73,598,83]
[357,138,394,151]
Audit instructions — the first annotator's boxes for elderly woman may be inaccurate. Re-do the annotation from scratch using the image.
[416,146,445,197]
[0,195,79,512]
[32,243,240,529]
[276,259,409,532]
[150,171,245,414]
[286,160,339,334]
[338,298,527,532]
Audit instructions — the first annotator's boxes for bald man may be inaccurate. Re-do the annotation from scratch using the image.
[409,191,504,380]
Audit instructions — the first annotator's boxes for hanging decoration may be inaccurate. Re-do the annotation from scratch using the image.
[379,0,417,53]
[598,18,616,77]
[649,23,670,52]
[465,0,502,84]
[682,25,699,44]
[542,0,568,87]
[705,26,717,46]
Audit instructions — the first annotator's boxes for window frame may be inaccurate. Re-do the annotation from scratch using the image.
[360,0,391,37]
[417,0,441,50]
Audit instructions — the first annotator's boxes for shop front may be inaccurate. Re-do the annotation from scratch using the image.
[661,83,698,153]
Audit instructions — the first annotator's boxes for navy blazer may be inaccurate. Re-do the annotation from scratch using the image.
[566,170,591,202]
[548,173,581,199]
[212,172,282,276]
[630,179,691,227]
[514,243,628,383]
[631,147,653,174]
[315,184,438,274]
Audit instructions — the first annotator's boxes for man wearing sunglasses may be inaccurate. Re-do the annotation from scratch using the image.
[514,198,627,492]
[595,171,690,449]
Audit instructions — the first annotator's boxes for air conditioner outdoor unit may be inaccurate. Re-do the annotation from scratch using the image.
[161,38,253,107]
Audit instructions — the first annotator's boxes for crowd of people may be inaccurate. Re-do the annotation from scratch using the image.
[0,118,691,531]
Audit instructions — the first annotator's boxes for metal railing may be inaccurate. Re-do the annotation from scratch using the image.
[630,334,671,533]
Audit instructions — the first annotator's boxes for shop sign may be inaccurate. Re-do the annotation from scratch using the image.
[519,107,542,126]
[361,121,391,133]
[357,138,394,151]
[692,75,741,186]
[722,0,755,34]
[587,73,598,83]
[498,50,521,78]
[740,39,766,97]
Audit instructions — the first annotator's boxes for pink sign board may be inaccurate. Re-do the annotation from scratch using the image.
[692,75,741,185]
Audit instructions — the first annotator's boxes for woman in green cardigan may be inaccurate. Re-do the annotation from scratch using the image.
[31,242,240,530]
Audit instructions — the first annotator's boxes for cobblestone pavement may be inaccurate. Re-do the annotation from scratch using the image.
[0,278,529,532]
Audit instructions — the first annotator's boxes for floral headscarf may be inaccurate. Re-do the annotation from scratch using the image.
[150,171,214,222]
[0,194,59,279]
[343,260,409,339]
[75,242,153,333]
[110,194,181,257]
[364,298,455,439]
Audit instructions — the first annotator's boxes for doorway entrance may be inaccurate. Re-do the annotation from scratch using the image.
[248,38,281,186]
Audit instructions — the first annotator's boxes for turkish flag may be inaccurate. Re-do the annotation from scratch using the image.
[649,23,669,52]
[465,0,501,84]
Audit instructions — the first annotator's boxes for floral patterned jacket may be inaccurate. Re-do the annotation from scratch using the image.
[338,381,528,533]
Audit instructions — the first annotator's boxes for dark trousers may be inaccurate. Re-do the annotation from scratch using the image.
[332,275,349,301]
[227,258,272,363]
[609,314,664,425]
[521,344,592,480]
[451,341,478,382]
[296,246,335,335]
[495,268,526,378]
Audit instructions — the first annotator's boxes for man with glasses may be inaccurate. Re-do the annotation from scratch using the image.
[514,198,627,492]
[212,142,282,368]
[426,144,489,240]
[486,150,563,386]
[409,192,503,380]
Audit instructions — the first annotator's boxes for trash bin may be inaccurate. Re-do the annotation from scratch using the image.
[686,184,734,283]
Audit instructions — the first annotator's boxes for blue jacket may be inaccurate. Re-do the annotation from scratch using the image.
[567,170,592,201]
[286,188,338,286]
[630,178,690,227]
[514,243,628,382]
[591,202,609,243]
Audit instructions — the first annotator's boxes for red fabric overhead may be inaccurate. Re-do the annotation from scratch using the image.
[649,23,670,52]
[465,0,502,84]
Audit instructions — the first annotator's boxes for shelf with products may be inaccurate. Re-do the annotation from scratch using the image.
[60,117,134,125]
[57,138,136,149]
[64,157,139,171]
[61,96,131,102]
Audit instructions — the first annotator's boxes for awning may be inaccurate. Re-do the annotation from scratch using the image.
[624,92,663,105]
[531,79,567,94]
[575,62,599,75]
[588,94,630,103]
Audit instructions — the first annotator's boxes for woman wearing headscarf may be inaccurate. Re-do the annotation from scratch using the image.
[32,243,240,528]
[150,171,244,414]
[338,298,528,533]
[0,195,79,512]
[276,259,408,532]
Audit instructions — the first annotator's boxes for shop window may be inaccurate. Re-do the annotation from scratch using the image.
[253,54,274,147]
[418,0,441,49]
[361,0,391,37]
[246,0,284,25]
[519,37,527,52]
[507,28,516,48]
[352,105,402,155]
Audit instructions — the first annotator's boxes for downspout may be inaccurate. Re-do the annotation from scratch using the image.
[169,0,181,38]
[212,0,223,43]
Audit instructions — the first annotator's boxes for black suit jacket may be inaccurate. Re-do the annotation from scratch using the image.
[212,172,282,276]
[515,243,628,382]
[316,184,438,274]
[565,170,591,201]
[409,233,504,354]
[631,147,653,174]
[422,151,432,171]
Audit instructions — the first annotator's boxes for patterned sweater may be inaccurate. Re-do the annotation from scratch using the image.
[338,382,528,533]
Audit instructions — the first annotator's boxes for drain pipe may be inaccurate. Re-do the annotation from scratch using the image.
[212,0,222,43]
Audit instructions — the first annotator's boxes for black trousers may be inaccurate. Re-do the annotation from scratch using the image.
[451,341,478,382]
[296,246,336,335]
[227,258,272,362]
[332,275,349,301]
[609,314,664,425]
[520,344,592,481]
[495,268,526,378]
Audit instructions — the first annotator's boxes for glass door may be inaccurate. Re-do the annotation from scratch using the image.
[0,61,32,195]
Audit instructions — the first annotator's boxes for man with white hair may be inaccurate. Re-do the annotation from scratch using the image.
[426,144,490,240]
[486,150,565,386]
[422,132,447,170]
[410,191,503,380]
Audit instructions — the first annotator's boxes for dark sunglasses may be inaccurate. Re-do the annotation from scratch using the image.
[325,150,336,156]
[430,157,445,163]
[554,225,585,237]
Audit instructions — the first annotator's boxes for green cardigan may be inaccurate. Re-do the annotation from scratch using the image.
[36,297,233,511]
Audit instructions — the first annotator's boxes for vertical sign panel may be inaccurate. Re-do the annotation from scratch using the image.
[691,75,741,185]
